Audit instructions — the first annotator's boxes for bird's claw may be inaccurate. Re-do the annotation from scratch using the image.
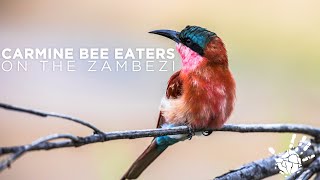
[187,126,195,140]
[202,130,213,136]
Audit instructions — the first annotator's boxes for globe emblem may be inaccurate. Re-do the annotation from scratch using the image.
[275,149,302,176]
[268,134,316,177]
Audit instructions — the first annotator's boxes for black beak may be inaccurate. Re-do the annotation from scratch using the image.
[149,29,180,43]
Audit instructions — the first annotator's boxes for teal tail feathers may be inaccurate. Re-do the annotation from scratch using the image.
[121,135,181,180]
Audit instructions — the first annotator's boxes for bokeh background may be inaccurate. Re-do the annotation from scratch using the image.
[1,0,320,179]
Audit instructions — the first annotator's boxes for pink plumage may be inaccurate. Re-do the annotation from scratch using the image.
[122,26,236,179]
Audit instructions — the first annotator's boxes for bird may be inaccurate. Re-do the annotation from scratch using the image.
[121,25,236,179]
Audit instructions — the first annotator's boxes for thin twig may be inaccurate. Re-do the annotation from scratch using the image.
[296,157,320,180]
[217,124,320,140]
[0,102,103,134]
[0,134,80,172]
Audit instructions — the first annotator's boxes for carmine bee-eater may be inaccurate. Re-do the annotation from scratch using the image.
[122,25,236,179]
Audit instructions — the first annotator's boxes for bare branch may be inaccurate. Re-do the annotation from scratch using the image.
[216,124,320,140]
[0,126,192,155]
[296,157,320,180]
[214,154,280,179]
[2,124,320,155]
[1,124,320,174]
[0,102,103,134]
[0,134,80,172]
[1,102,320,179]
[215,143,320,180]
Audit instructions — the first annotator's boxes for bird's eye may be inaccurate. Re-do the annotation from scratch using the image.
[186,38,192,46]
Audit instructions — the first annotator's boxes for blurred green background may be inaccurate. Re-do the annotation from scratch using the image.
[1,0,320,179]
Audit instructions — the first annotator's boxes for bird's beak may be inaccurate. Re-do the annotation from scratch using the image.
[149,29,180,43]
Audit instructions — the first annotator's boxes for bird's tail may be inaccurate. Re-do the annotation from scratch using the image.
[121,140,168,180]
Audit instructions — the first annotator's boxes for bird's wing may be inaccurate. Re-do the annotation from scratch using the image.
[121,70,183,180]
[156,70,182,128]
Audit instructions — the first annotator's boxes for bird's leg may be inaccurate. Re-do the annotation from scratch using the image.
[187,126,195,140]
[202,130,213,136]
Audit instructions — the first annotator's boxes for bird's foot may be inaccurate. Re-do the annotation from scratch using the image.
[202,130,213,136]
[187,126,195,140]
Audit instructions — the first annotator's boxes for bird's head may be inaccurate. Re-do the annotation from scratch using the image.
[150,25,228,72]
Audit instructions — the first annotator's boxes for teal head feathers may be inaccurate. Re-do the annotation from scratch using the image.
[150,25,216,56]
